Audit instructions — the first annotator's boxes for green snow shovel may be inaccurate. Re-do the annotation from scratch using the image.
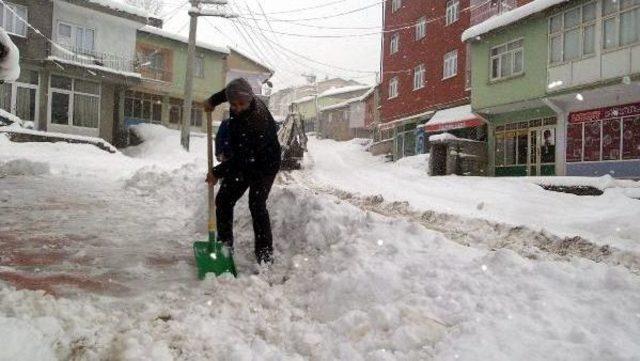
[193,112,237,280]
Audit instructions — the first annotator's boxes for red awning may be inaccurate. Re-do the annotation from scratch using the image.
[423,105,484,133]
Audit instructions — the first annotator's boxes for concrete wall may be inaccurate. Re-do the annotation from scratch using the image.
[52,0,143,62]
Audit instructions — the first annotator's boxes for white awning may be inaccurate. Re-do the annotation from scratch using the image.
[422,105,484,132]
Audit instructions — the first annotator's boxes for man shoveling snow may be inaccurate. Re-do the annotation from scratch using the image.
[204,78,281,266]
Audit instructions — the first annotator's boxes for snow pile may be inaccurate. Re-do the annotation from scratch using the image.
[0,28,20,83]
[393,153,429,172]
[0,109,22,127]
[522,174,640,191]
[429,132,459,142]
[1,184,640,360]
[319,85,371,98]
[307,138,640,253]
[86,0,151,19]
[124,124,208,166]
[0,158,49,177]
[462,0,570,42]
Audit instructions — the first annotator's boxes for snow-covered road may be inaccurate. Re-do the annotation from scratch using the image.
[1,129,639,360]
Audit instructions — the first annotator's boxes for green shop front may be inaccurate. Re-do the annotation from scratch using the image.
[492,111,558,176]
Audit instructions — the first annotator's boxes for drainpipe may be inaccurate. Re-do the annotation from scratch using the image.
[543,98,567,176]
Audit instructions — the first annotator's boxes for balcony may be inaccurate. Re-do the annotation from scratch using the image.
[49,44,138,74]
[138,67,172,82]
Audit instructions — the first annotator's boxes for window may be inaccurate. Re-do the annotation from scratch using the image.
[390,33,399,54]
[494,122,533,167]
[194,55,204,78]
[602,0,640,49]
[50,75,100,128]
[124,91,163,124]
[413,64,425,90]
[0,70,39,123]
[0,2,27,37]
[567,113,640,163]
[388,77,399,99]
[443,50,458,79]
[57,22,95,53]
[191,106,203,127]
[548,3,596,64]
[446,0,460,25]
[415,16,427,40]
[490,39,524,81]
[391,0,401,13]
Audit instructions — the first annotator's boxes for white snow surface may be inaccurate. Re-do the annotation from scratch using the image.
[307,138,640,252]
[1,129,639,360]
[462,0,570,42]
[47,56,142,78]
[319,85,372,98]
[0,28,20,83]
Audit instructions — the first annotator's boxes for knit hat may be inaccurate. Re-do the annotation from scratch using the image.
[225,78,254,103]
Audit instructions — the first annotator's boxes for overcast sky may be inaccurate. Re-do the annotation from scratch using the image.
[158,0,383,90]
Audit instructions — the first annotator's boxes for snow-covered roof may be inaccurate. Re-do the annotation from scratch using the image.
[292,95,316,104]
[82,0,151,19]
[426,105,477,127]
[47,56,142,78]
[319,84,371,98]
[320,87,375,112]
[462,0,569,42]
[139,26,230,54]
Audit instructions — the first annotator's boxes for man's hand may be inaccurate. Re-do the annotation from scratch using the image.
[205,172,218,186]
[204,102,216,113]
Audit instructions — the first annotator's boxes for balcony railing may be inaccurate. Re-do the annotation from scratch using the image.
[50,44,138,74]
[138,67,172,82]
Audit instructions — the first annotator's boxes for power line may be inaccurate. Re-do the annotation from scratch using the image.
[236,0,348,16]
[238,1,383,23]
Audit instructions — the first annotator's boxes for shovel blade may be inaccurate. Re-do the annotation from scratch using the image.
[193,236,237,280]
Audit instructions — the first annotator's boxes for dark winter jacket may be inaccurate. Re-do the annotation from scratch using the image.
[215,118,232,161]
[208,87,281,180]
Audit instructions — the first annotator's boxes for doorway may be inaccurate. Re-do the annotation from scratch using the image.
[528,126,556,176]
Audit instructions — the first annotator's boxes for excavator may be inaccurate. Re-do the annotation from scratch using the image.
[277,103,308,170]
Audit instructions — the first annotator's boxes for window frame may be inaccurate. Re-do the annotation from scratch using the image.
[391,0,402,13]
[445,0,460,26]
[415,16,427,40]
[390,33,400,54]
[48,75,101,129]
[57,20,96,54]
[548,2,597,65]
[443,49,458,80]
[194,54,205,78]
[601,0,640,51]
[490,38,525,82]
[388,77,399,99]
[413,64,426,90]
[0,2,28,37]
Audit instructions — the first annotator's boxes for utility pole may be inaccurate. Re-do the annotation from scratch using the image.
[181,0,237,150]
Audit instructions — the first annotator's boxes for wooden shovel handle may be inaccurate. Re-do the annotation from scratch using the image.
[206,111,216,233]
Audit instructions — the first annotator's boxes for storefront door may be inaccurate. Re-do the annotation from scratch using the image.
[528,126,556,176]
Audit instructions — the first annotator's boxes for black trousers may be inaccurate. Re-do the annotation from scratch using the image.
[216,173,276,264]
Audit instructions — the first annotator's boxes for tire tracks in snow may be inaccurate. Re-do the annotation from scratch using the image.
[279,171,640,274]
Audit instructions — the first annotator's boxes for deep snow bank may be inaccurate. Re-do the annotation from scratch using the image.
[0,159,49,177]
[2,182,640,360]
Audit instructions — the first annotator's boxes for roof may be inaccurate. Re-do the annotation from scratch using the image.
[320,87,375,112]
[422,104,484,132]
[229,47,274,75]
[66,0,150,19]
[378,109,435,130]
[139,26,230,54]
[462,0,569,42]
[319,84,371,98]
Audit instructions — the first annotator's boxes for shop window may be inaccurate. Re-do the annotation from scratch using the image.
[504,131,516,165]
[583,120,601,161]
[495,132,505,166]
[602,118,622,160]
[623,116,640,159]
[566,123,583,162]
[517,130,528,164]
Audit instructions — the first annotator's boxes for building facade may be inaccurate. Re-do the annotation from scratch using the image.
[1,0,148,144]
[127,25,228,134]
[467,0,640,178]
[379,0,482,160]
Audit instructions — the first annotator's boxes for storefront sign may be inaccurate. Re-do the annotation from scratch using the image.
[425,118,484,133]
[569,102,640,123]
